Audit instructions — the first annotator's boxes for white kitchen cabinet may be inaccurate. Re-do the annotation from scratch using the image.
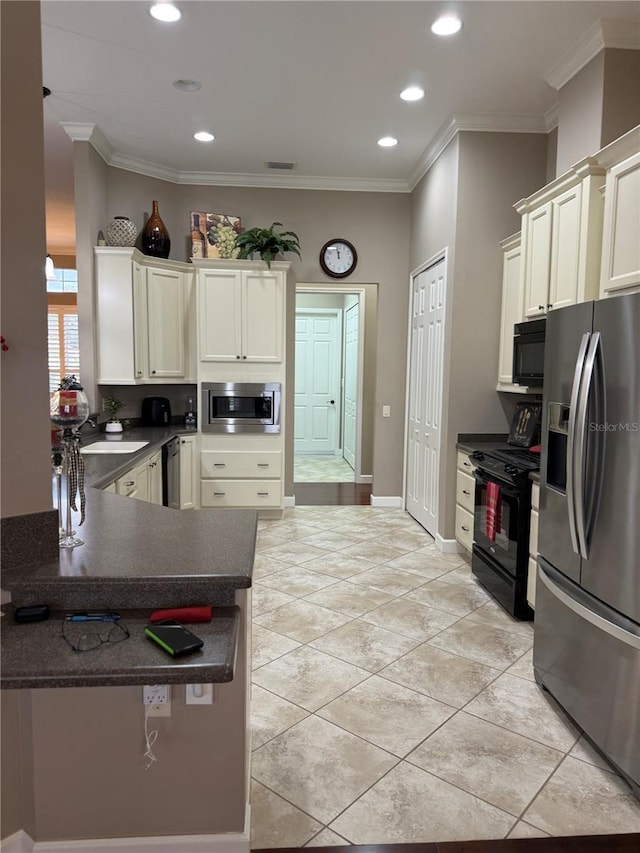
[179,435,197,510]
[496,233,523,390]
[114,450,161,504]
[454,450,476,552]
[94,248,195,383]
[197,266,284,363]
[516,160,605,320]
[527,480,539,609]
[147,450,163,505]
[600,149,640,297]
[200,448,283,511]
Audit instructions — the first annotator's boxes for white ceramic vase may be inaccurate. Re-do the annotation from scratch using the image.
[105,216,138,247]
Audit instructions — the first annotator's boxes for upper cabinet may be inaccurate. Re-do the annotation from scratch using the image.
[600,149,640,297]
[95,248,195,384]
[497,233,523,390]
[197,263,285,363]
[516,160,605,320]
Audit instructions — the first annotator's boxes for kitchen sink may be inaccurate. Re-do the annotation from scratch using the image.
[80,441,149,455]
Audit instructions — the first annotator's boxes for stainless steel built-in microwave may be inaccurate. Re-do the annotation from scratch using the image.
[201,382,281,433]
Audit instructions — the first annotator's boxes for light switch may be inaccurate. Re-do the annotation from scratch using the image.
[382,405,391,418]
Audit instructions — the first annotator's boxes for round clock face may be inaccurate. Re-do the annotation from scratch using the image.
[320,239,357,278]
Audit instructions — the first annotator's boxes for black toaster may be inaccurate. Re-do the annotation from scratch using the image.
[141,396,171,427]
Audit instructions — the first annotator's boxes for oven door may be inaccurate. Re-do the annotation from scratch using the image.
[473,468,523,576]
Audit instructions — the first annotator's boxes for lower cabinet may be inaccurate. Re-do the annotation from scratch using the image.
[527,480,539,609]
[455,450,476,551]
[115,450,162,505]
[178,435,197,510]
[200,449,282,510]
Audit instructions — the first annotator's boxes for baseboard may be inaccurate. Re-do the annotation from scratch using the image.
[284,495,295,507]
[1,830,35,852]
[369,495,403,508]
[356,474,372,484]
[2,811,251,853]
[435,533,464,554]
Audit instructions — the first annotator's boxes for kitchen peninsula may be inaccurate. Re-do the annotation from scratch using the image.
[1,429,255,846]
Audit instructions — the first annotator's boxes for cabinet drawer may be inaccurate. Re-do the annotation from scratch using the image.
[201,450,282,479]
[531,481,539,511]
[529,507,539,557]
[455,505,474,551]
[115,472,138,497]
[201,479,281,508]
[456,470,475,513]
[457,450,476,475]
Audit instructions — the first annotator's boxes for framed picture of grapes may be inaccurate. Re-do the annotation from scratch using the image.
[190,212,242,259]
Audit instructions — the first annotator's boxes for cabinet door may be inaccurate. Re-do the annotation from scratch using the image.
[179,436,197,510]
[146,268,185,378]
[548,184,582,312]
[497,238,522,386]
[523,203,552,319]
[95,249,137,384]
[243,271,284,362]
[148,451,163,505]
[132,261,148,380]
[198,269,243,361]
[600,150,640,295]
[115,470,138,497]
[132,460,150,502]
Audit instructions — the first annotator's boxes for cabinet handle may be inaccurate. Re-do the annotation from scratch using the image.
[463,461,471,468]
[213,463,226,468]
[242,355,247,360]
[461,525,470,532]
[236,355,241,360]
[462,489,470,495]
[547,303,553,309]
[124,481,135,487]
[257,491,269,497]
[538,304,545,310]
[257,463,269,468]
[151,370,156,374]
[213,491,226,496]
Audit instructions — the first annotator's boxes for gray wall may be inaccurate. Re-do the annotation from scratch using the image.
[410,132,548,538]
[602,49,640,147]
[76,163,411,497]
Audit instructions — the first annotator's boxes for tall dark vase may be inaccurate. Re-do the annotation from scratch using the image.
[141,200,171,259]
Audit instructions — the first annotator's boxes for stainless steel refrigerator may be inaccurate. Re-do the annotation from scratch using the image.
[533,291,640,799]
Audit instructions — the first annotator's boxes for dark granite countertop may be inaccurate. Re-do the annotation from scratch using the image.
[1,606,240,689]
[456,433,509,454]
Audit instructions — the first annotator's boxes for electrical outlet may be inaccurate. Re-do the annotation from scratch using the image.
[382,405,391,418]
[186,683,213,705]
[143,684,171,717]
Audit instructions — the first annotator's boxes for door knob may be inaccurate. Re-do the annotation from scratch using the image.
[327,400,335,405]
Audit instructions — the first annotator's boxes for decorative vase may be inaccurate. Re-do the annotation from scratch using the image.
[105,421,123,433]
[141,200,171,259]
[105,216,138,247]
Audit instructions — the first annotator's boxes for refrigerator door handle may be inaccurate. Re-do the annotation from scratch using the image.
[575,332,602,558]
[567,332,591,557]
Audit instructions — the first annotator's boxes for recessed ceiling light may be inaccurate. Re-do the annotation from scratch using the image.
[377,136,398,148]
[431,14,462,36]
[173,79,201,92]
[400,86,425,102]
[194,131,215,143]
[150,3,181,23]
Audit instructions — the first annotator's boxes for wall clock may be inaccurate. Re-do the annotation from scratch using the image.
[320,239,357,278]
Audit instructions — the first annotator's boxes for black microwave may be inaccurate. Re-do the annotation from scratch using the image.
[513,319,545,387]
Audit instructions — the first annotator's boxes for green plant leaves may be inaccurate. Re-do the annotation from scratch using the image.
[235,221,301,266]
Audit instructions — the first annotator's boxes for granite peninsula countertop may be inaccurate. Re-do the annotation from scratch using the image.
[1,427,256,689]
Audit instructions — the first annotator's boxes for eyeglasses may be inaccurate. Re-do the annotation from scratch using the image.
[61,619,130,653]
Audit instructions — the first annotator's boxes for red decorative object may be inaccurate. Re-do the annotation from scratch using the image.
[1,336,9,351]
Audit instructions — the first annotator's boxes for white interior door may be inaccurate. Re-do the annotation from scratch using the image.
[406,257,446,537]
[294,310,341,454]
[342,301,359,470]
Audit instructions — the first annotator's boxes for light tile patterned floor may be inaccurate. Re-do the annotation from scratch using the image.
[294,455,355,483]
[249,506,640,848]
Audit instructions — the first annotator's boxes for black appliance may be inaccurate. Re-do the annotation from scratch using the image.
[141,396,171,427]
[513,318,545,387]
[470,403,542,620]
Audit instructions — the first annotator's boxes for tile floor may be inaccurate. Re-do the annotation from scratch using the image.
[249,506,640,848]
[294,455,355,483]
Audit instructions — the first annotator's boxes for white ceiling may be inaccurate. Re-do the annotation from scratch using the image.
[41,0,640,254]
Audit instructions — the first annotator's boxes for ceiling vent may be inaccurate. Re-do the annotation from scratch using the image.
[265,161,297,171]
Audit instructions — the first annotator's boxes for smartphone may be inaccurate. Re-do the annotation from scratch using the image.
[144,619,204,657]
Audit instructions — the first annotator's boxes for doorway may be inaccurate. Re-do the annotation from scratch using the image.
[405,252,447,538]
[294,285,371,493]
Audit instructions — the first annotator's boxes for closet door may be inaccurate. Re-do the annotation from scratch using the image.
[406,257,446,537]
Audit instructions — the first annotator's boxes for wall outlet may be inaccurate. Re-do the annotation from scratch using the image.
[143,684,171,717]
[186,683,213,705]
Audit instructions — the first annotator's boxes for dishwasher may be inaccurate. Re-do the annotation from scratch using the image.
[163,437,181,508]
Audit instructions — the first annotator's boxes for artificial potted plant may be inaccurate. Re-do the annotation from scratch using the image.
[235,221,301,267]
[103,394,125,433]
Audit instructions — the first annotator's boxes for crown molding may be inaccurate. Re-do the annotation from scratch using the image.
[544,103,559,132]
[545,19,640,91]
[61,122,113,162]
[408,113,548,191]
